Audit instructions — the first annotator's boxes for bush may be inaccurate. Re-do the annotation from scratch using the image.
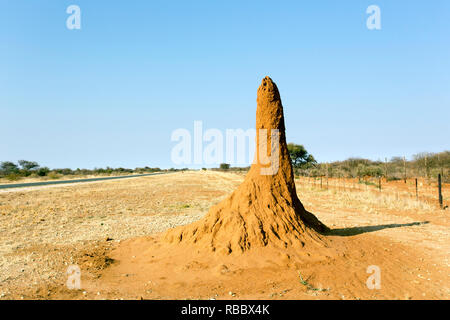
[6,173,21,181]
[220,163,230,170]
[48,171,62,180]
[37,167,50,176]
[54,168,74,175]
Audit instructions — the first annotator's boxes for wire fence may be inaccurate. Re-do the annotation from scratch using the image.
[297,174,448,210]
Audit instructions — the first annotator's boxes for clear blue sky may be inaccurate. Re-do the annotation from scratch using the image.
[1,0,449,169]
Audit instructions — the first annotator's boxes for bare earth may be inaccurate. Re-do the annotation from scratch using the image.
[0,171,448,300]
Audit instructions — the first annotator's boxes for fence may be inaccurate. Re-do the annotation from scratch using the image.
[297,174,447,210]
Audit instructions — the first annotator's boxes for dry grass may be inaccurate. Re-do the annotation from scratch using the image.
[299,184,436,213]
[0,171,241,298]
[0,171,448,299]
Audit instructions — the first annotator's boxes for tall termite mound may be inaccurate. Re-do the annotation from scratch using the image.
[165,76,329,254]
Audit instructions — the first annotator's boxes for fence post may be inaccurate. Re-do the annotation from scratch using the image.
[415,178,418,201]
[403,156,407,183]
[438,174,443,209]
[384,157,388,182]
[378,177,381,191]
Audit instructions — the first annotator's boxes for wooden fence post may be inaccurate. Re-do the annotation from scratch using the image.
[438,174,443,209]
[403,156,407,183]
[415,178,418,201]
[384,157,388,182]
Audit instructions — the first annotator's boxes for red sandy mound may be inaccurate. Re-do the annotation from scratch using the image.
[165,76,329,254]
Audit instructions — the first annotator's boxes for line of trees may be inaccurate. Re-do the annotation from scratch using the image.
[212,144,449,183]
[287,144,449,183]
[3,148,449,183]
[0,160,162,181]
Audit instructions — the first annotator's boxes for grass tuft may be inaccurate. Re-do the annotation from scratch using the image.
[298,271,329,292]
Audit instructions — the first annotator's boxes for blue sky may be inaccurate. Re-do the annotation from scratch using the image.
[1,0,449,169]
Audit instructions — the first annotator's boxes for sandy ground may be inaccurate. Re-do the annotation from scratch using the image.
[0,171,448,300]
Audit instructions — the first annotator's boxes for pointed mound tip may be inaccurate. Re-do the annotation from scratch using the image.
[261,76,275,88]
[258,76,280,102]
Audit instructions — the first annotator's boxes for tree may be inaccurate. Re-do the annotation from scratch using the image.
[18,160,39,171]
[220,163,230,170]
[37,167,50,176]
[287,143,316,168]
[0,161,19,174]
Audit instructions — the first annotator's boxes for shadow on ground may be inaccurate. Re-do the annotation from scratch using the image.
[327,221,430,236]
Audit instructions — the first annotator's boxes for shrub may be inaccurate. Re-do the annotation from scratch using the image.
[48,171,62,180]
[37,167,50,176]
[6,173,21,181]
[220,163,230,170]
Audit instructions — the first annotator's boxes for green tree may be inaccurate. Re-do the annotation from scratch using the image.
[18,160,39,171]
[220,163,230,170]
[0,161,19,174]
[37,167,50,176]
[287,143,316,168]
